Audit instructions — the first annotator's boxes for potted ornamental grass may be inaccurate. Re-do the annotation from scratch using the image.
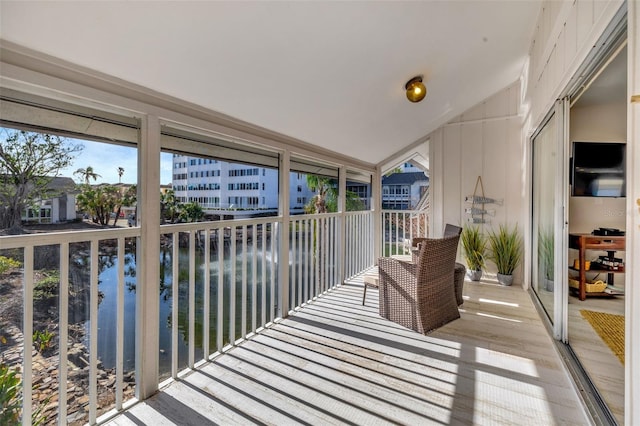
[487,224,523,286]
[460,225,487,281]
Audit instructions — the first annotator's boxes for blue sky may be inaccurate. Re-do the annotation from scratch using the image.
[58,138,173,185]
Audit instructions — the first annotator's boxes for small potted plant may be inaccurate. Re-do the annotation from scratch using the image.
[460,225,487,281]
[487,224,523,286]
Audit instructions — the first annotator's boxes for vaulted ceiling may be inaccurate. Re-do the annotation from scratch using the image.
[0,1,541,166]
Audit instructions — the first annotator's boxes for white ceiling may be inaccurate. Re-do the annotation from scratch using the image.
[0,1,541,166]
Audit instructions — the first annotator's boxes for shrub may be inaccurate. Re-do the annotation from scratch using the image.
[33,329,55,354]
[33,271,60,301]
[0,363,21,425]
[0,256,21,274]
[0,363,49,425]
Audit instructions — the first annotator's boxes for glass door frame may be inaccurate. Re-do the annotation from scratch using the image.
[529,98,570,342]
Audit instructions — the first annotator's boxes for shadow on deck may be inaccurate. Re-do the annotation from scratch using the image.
[106,275,589,425]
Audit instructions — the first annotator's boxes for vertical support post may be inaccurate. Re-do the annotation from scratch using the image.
[89,240,98,424]
[229,226,237,345]
[23,246,33,426]
[261,223,267,325]
[188,230,195,368]
[171,232,178,378]
[136,115,160,399]
[373,168,382,263]
[203,229,210,357]
[270,222,276,322]
[338,166,346,283]
[626,2,640,423]
[216,227,223,352]
[241,226,247,338]
[116,237,125,410]
[59,243,69,423]
[251,228,257,333]
[278,151,290,318]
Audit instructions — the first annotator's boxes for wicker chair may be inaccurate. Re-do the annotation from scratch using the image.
[411,224,466,305]
[444,223,462,237]
[378,234,461,334]
[443,224,466,305]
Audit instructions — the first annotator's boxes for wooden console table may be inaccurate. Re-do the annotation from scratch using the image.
[569,233,625,300]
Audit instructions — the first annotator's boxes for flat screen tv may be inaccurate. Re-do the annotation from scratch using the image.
[572,142,626,197]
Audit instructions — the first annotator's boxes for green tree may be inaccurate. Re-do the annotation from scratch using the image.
[305,175,334,213]
[74,165,100,185]
[77,184,133,226]
[0,130,83,232]
[179,201,204,223]
[117,166,124,184]
[304,175,365,213]
[113,185,136,227]
[160,189,179,223]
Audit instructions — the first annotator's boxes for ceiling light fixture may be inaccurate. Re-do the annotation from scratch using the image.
[405,75,427,103]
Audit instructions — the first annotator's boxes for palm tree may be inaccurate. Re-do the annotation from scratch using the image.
[117,166,124,183]
[74,166,101,185]
[160,189,179,223]
[304,175,365,214]
[305,175,334,214]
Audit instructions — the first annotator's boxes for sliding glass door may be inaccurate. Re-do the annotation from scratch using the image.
[531,112,558,322]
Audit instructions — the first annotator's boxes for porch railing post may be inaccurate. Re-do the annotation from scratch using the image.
[278,151,290,318]
[136,115,160,399]
[338,166,346,284]
[373,167,382,262]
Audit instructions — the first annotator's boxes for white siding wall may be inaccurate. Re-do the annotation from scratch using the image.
[525,0,625,128]
[431,82,524,281]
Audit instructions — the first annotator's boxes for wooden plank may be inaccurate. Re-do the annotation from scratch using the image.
[105,277,591,426]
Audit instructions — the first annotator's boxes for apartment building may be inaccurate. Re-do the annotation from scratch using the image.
[172,154,314,214]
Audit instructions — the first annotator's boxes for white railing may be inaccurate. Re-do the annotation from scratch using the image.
[288,213,341,309]
[158,217,279,380]
[381,210,429,257]
[0,227,139,426]
[344,211,375,279]
[0,209,411,425]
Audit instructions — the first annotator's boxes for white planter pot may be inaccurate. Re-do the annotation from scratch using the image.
[497,273,513,286]
[468,269,482,281]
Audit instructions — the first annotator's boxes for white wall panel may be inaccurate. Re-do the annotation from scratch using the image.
[505,118,526,247]
[565,4,579,64]
[482,120,508,227]
[462,103,484,122]
[442,125,462,227]
[431,83,524,279]
[594,0,608,24]
[460,123,483,226]
[484,88,509,119]
[577,0,595,45]
[508,84,520,116]
[557,25,568,79]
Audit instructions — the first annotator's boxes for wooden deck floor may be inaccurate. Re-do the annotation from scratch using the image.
[105,276,590,425]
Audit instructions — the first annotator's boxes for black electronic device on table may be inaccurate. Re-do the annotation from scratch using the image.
[592,227,625,236]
